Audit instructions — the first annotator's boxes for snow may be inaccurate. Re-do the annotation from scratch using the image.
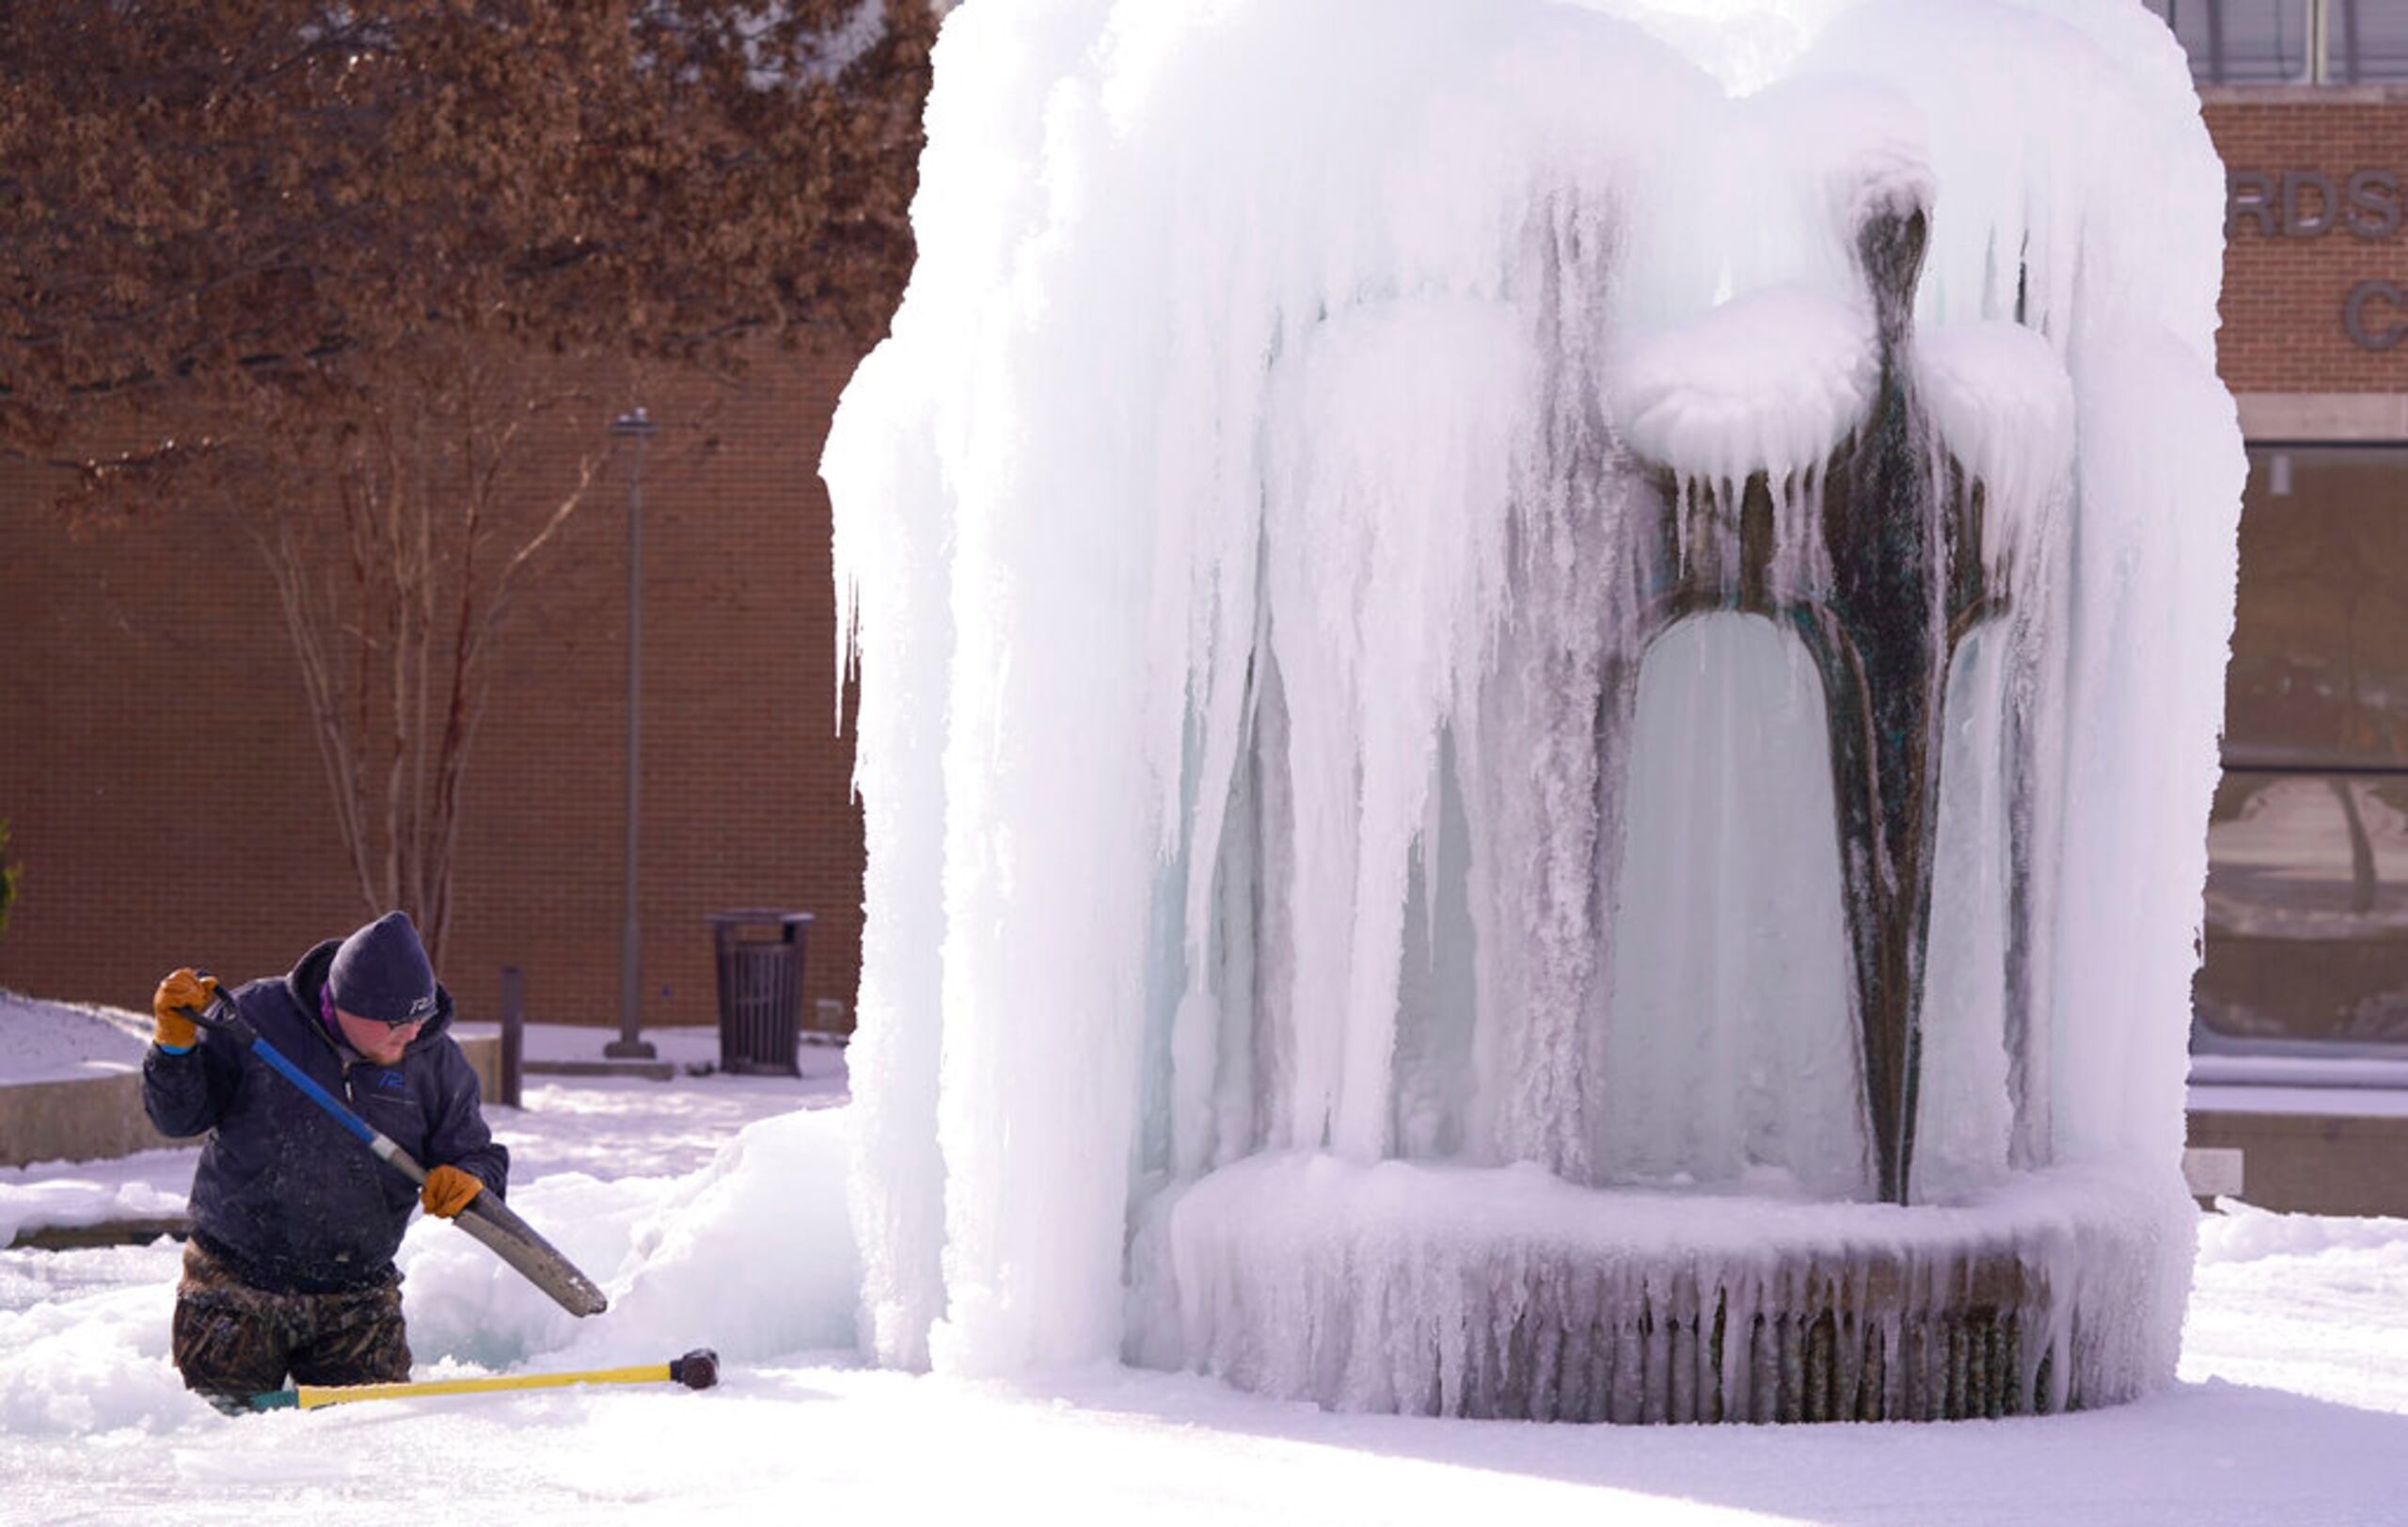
[0,992,151,1084]
[0,1155,192,1250]
[1608,286,1877,492]
[1,1079,2405,1520]
[0,1001,859,1438]
[0,992,2404,1519]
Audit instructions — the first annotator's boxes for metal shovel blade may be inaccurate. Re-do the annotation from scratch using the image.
[454,1193,610,1317]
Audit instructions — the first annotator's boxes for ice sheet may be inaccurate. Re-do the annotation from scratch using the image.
[825,0,2240,1393]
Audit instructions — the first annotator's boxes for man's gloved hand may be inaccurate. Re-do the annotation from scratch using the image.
[420,1165,484,1219]
[151,968,219,1050]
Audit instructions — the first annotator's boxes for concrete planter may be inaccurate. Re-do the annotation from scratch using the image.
[0,1071,195,1169]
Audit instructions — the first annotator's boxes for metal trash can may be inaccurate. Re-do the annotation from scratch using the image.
[706,911,815,1076]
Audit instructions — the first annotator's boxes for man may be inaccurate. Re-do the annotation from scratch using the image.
[143,910,507,1407]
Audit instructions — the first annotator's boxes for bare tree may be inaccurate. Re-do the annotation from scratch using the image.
[0,0,933,962]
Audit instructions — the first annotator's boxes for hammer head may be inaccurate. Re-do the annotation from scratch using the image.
[670,1348,719,1391]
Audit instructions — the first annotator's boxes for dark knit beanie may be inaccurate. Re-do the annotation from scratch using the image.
[328,911,438,1025]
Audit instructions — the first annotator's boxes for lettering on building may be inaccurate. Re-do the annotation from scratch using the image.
[2227,169,2406,352]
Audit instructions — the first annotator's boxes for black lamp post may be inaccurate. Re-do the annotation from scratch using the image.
[607,406,661,1061]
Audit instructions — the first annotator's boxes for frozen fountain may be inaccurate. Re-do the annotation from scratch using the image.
[824,0,2243,1422]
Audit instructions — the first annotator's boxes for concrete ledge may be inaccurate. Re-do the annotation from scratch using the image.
[2236,392,2408,442]
[2200,84,2408,105]
[2189,1108,2408,1217]
[0,1035,505,1169]
[9,1216,190,1250]
[0,1072,197,1169]
[459,1034,502,1103]
[521,1058,677,1082]
[2183,1146,2246,1200]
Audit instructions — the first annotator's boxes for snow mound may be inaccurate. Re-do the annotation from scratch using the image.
[404,1107,860,1374]
[2198,1200,2408,1265]
[0,1108,858,1437]
[1608,285,1876,488]
[564,1106,860,1367]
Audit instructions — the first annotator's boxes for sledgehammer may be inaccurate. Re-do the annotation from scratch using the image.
[247,1349,720,1411]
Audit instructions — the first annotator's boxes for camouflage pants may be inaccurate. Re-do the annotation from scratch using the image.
[170,1238,411,1405]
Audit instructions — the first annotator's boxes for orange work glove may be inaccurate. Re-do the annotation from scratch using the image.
[151,968,219,1049]
[420,1165,484,1218]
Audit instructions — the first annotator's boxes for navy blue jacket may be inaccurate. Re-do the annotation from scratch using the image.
[143,939,508,1294]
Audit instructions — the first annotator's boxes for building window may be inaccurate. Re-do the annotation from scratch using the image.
[2198,446,2408,1055]
[2147,0,2408,84]
[2340,0,2408,78]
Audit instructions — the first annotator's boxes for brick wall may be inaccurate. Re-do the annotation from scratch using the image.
[0,342,867,1038]
[4,87,2392,1037]
[2203,88,2408,396]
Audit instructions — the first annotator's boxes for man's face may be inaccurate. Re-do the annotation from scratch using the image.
[334,1006,423,1065]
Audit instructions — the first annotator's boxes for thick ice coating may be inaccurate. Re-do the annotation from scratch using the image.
[823,0,2242,1409]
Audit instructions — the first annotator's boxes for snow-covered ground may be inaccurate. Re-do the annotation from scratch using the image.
[0,992,153,1085]
[0,995,2402,1524]
[0,1012,848,1246]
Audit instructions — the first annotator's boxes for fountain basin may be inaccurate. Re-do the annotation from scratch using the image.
[1140,1153,2194,1424]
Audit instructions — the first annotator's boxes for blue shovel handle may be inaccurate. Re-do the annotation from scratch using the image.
[178,989,419,1180]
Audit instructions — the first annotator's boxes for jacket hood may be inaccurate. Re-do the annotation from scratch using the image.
[286,938,457,1051]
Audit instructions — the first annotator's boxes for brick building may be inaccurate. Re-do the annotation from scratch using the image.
[0,342,869,1040]
[2189,74,2408,1058]
[3,15,2405,1059]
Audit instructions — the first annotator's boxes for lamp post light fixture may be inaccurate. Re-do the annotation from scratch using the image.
[607,406,661,1062]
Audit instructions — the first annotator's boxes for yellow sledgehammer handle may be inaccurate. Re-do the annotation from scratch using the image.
[249,1348,718,1411]
[294,1362,667,1409]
